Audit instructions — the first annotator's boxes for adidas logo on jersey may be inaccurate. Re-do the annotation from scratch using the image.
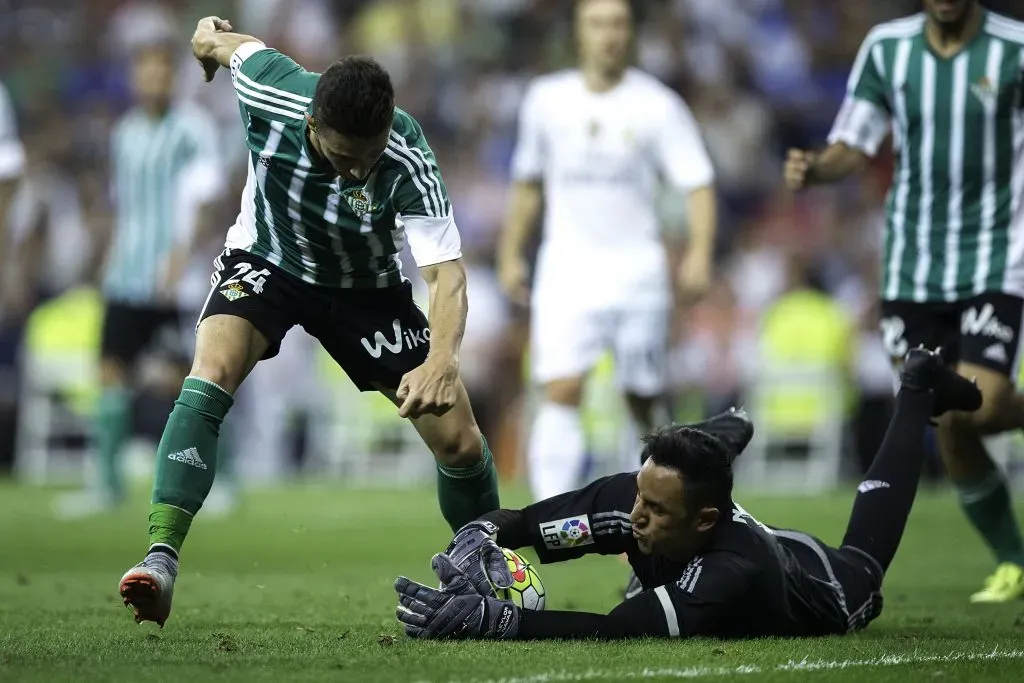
[983,343,1008,365]
[857,480,891,494]
[360,319,431,358]
[168,447,207,470]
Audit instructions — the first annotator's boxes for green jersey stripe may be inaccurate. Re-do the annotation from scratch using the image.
[257,122,287,265]
[913,51,937,302]
[942,52,969,301]
[234,67,312,104]
[885,37,914,301]
[385,137,444,216]
[972,38,1004,294]
[285,151,318,283]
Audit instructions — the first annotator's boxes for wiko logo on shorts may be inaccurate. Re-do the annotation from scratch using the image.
[360,319,431,358]
[962,304,1014,343]
[168,447,207,470]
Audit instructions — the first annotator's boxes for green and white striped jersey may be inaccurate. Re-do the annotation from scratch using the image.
[225,42,461,288]
[105,104,224,303]
[829,11,1024,303]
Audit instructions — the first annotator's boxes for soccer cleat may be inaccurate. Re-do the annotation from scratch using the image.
[119,554,177,627]
[682,407,755,463]
[969,562,1024,603]
[900,347,982,416]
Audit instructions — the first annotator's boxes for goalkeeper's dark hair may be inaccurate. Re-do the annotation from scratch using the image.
[641,426,734,513]
[312,56,394,138]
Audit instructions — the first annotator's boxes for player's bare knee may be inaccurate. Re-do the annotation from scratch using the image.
[432,426,484,469]
[543,378,585,406]
[188,357,245,394]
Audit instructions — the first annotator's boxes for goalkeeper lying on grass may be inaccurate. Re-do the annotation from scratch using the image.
[394,348,981,640]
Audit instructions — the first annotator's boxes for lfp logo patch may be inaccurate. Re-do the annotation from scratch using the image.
[559,518,591,546]
[539,515,595,551]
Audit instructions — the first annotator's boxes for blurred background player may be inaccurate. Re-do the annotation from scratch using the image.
[55,41,225,517]
[785,0,1024,602]
[499,0,717,501]
[0,80,23,269]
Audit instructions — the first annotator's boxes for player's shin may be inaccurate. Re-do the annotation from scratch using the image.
[148,376,234,553]
[436,434,500,532]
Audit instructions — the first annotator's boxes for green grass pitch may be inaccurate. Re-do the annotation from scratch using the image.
[1,480,1023,682]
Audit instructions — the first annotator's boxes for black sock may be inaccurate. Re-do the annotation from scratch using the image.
[841,388,934,573]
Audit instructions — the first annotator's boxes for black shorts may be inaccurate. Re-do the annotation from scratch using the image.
[101,301,185,365]
[197,249,430,391]
[879,293,1024,377]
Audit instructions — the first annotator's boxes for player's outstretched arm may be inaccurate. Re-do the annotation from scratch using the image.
[497,180,542,307]
[190,16,262,82]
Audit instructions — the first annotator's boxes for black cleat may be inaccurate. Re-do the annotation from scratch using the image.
[900,347,982,416]
[682,407,755,463]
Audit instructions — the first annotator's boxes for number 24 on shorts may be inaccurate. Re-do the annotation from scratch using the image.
[223,262,271,295]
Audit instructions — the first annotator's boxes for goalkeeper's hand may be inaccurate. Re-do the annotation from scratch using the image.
[395,553,520,640]
[444,521,513,597]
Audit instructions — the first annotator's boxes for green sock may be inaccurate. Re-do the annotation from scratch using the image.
[95,387,131,500]
[435,435,500,532]
[955,470,1024,567]
[148,377,234,553]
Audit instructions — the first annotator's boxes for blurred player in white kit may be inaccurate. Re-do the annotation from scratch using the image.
[499,0,718,501]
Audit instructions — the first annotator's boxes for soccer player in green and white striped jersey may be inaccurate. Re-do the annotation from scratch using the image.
[57,42,226,518]
[118,17,500,626]
[785,0,1024,602]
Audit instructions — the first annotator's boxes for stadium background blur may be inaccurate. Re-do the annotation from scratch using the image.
[2,0,1024,496]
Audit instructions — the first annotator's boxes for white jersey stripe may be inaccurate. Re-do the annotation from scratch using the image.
[913,52,936,302]
[886,38,914,301]
[235,93,305,120]
[390,131,446,213]
[653,586,680,637]
[234,81,308,114]
[234,69,312,104]
[286,152,317,282]
[944,53,969,301]
[259,123,287,265]
[973,39,1004,293]
[383,146,439,217]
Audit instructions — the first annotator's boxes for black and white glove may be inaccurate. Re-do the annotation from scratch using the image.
[443,521,513,597]
[395,553,520,640]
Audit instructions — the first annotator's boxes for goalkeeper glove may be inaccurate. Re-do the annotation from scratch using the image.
[444,521,513,597]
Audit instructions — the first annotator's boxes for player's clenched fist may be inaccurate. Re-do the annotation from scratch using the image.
[397,356,460,419]
[784,149,817,191]
[191,16,234,82]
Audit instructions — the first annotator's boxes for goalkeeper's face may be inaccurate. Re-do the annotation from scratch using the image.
[630,461,720,561]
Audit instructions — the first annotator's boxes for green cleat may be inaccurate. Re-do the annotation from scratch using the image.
[969,562,1024,604]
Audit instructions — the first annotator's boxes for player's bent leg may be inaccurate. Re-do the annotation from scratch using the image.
[120,315,269,626]
[939,362,1024,602]
[381,378,500,532]
[842,349,981,574]
[96,357,132,502]
[529,377,587,501]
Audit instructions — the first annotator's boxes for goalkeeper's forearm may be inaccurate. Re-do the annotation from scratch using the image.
[477,508,530,549]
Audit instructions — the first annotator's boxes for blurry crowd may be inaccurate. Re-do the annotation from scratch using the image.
[3,0,1023,487]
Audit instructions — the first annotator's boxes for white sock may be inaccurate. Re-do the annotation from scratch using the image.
[528,402,586,501]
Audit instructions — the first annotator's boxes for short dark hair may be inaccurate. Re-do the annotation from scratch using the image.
[641,427,733,513]
[312,56,394,138]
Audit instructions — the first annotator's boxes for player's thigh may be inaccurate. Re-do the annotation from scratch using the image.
[612,306,670,400]
[955,293,1024,432]
[530,300,609,397]
[193,249,301,393]
[378,379,483,467]
[308,281,432,393]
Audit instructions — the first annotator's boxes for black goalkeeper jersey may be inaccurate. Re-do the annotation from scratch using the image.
[485,472,884,640]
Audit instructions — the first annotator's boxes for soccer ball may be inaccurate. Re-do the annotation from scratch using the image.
[492,548,546,611]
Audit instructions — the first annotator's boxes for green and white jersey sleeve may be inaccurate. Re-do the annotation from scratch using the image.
[827,25,896,157]
[386,113,461,267]
[229,42,315,126]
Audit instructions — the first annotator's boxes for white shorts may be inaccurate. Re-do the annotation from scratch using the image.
[530,303,670,396]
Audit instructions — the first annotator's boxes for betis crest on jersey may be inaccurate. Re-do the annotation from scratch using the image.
[341,188,382,217]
